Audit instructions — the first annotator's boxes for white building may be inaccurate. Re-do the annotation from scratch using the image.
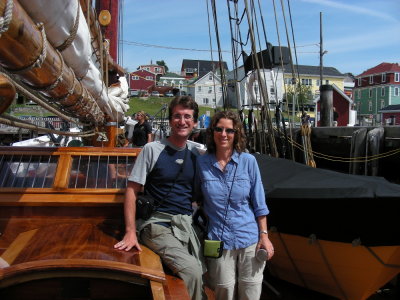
[227,66,284,110]
[159,72,187,92]
[188,71,223,107]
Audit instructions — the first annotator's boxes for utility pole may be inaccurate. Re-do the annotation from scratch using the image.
[319,12,323,86]
[319,11,332,127]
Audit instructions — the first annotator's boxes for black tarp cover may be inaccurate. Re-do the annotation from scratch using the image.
[254,154,400,246]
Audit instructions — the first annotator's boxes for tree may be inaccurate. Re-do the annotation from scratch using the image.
[285,83,313,111]
[156,60,169,72]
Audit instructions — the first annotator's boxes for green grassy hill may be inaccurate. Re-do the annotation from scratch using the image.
[127,97,216,118]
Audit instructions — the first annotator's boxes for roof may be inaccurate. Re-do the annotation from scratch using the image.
[130,69,155,76]
[357,62,400,77]
[313,84,353,104]
[160,72,185,79]
[283,65,344,77]
[379,104,400,113]
[181,59,229,77]
[190,70,221,85]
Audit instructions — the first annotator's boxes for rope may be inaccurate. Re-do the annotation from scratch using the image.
[205,0,218,110]
[4,23,48,73]
[25,50,65,93]
[314,238,348,299]
[0,0,13,37]
[365,246,400,268]
[0,115,95,137]
[0,69,88,127]
[273,126,400,163]
[210,0,227,109]
[56,2,80,52]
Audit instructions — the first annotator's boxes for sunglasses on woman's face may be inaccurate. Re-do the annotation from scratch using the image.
[213,126,236,135]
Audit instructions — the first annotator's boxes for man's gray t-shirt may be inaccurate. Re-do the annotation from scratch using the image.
[129,138,200,215]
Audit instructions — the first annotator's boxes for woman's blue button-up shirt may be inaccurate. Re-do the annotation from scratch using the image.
[195,151,269,250]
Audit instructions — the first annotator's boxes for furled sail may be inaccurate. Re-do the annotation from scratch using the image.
[0,0,128,125]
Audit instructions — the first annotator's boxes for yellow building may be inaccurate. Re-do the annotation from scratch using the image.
[283,65,345,97]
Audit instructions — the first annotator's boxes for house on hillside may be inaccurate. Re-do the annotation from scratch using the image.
[187,71,223,107]
[129,69,156,94]
[353,62,400,126]
[314,84,356,127]
[159,72,189,94]
[138,63,166,81]
[379,104,400,125]
[181,59,228,79]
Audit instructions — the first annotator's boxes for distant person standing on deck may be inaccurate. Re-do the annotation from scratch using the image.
[131,111,153,147]
[195,110,274,300]
[333,107,339,127]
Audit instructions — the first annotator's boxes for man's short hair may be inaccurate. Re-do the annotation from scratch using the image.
[168,96,199,122]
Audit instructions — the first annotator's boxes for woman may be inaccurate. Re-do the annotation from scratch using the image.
[131,111,152,147]
[195,110,274,300]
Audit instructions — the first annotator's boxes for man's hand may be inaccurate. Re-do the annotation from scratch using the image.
[114,230,142,252]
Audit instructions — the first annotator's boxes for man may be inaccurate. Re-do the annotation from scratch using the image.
[114,96,206,300]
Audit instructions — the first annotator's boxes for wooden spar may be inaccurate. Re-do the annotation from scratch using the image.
[0,74,16,114]
[0,0,105,125]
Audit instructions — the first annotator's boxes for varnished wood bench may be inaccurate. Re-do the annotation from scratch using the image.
[0,146,190,300]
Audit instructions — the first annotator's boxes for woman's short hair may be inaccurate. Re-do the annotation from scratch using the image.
[206,110,246,153]
[168,96,199,122]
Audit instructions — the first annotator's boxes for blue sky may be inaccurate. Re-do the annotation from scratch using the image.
[120,0,400,76]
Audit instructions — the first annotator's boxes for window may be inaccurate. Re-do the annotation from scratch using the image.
[219,87,223,92]
[301,78,312,86]
[358,77,362,86]
[197,86,202,92]
[380,100,385,109]
[395,73,400,82]
[382,73,386,82]
[316,80,321,86]
[144,67,150,71]
[155,67,160,72]
[325,80,329,84]
[368,101,372,111]
[356,102,361,112]
[369,75,374,84]
[146,76,153,80]
[208,75,213,80]
[203,98,209,104]
[186,68,195,73]
[395,87,399,96]
[132,75,139,80]
[69,156,134,189]
[0,154,57,188]
[213,98,216,103]
[208,86,213,93]
[357,90,361,99]
[270,87,275,95]
[381,87,385,97]
[369,88,373,98]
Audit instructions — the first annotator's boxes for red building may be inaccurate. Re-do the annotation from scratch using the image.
[379,104,400,125]
[129,69,156,93]
[315,84,355,127]
[138,64,165,80]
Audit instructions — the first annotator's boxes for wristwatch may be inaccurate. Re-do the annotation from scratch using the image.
[259,230,268,235]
